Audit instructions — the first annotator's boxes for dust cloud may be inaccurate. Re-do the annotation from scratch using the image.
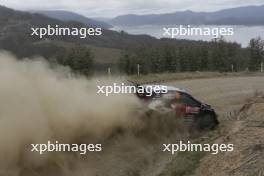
[0,51,142,175]
[0,51,188,176]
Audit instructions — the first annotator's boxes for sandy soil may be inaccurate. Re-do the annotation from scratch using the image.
[194,94,264,176]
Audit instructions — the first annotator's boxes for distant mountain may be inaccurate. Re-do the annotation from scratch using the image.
[33,10,112,29]
[1,5,240,63]
[0,5,160,59]
[93,17,112,23]
[109,5,264,26]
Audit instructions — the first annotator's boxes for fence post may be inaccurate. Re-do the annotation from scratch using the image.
[108,67,111,76]
[137,64,140,76]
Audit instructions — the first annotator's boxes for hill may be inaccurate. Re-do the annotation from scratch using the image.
[33,10,112,29]
[109,5,264,26]
[0,5,217,61]
[0,5,159,60]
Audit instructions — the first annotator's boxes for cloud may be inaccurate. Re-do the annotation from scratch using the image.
[0,0,263,17]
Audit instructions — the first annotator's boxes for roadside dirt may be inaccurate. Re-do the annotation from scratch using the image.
[194,93,264,176]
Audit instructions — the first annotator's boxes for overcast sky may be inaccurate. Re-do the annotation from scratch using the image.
[0,0,263,17]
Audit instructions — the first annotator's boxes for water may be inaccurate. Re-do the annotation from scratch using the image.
[112,25,264,47]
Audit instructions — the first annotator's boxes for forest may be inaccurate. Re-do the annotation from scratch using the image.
[118,37,264,75]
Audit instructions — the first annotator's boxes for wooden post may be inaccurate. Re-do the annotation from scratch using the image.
[137,64,140,76]
[108,67,111,76]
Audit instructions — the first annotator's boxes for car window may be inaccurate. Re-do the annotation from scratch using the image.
[180,93,200,106]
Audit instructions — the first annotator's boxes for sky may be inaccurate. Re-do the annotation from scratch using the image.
[0,0,264,17]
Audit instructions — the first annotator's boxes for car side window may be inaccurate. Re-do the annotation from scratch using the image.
[180,93,200,106]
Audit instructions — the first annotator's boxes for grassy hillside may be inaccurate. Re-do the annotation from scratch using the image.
[0,5,160,58]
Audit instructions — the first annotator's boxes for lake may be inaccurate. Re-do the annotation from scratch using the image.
[112,25,264,47]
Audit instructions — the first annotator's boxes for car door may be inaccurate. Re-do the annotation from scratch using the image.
[180,93,201,116]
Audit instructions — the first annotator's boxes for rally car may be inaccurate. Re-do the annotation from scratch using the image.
[136,84,219,130]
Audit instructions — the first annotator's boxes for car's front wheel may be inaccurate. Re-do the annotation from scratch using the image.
[196,112,218,130]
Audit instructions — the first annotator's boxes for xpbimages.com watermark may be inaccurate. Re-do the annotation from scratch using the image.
[97,83,168,96]
[162,141,234,155]
[163,25,234,39]
[30,141,102,155]
[31,25,102,39]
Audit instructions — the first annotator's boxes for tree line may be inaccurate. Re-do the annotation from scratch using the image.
[55,45,94,76]
[118,37,264,75]
[3,36,263,77]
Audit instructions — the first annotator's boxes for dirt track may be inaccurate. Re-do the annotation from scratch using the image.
[1,60,264,176]
[168,76,264,119]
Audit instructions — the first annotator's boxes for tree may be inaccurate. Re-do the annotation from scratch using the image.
[60,45,94,76]
[162,46,178,72]
[248,37,264,71]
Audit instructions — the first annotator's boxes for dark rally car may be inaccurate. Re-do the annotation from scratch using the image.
[136,84,219,130]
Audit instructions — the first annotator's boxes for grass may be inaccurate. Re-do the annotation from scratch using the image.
[128,71,264,84]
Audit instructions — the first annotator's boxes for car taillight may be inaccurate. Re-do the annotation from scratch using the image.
[185,106,200,114]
